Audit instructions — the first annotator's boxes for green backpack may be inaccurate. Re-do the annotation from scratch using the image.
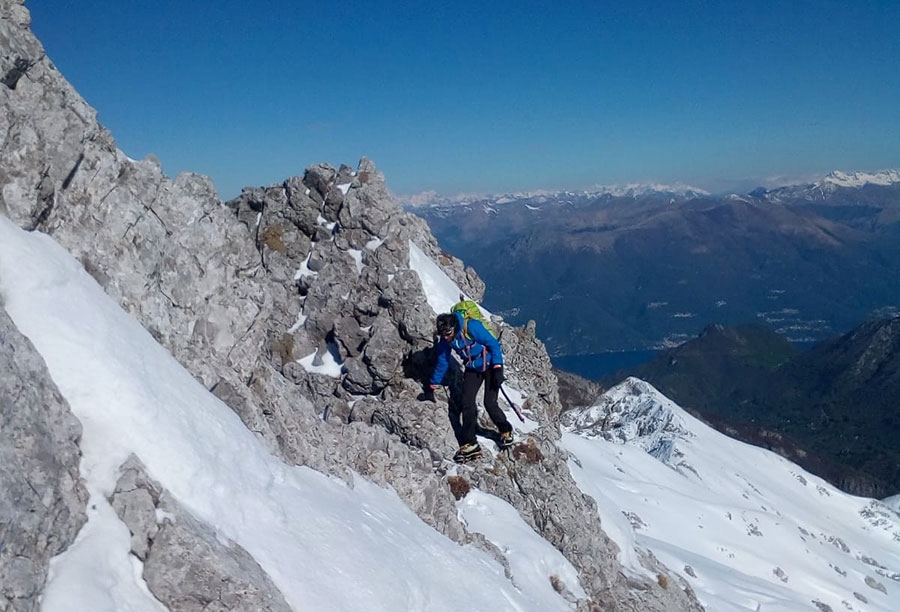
[451,298,498,339]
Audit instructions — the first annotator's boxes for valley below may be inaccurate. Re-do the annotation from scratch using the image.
[412,177,900,357]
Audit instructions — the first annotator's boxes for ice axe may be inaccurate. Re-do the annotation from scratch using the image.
[499,384,525,423]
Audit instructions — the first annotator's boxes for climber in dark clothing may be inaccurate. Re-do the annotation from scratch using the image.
[420,312,513,462]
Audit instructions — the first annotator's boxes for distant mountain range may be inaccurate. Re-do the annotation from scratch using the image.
[403,180,711,205]
[413,171,900,498]
[600,318,900,498]
[404,169,900,208]
[410,170,900,357]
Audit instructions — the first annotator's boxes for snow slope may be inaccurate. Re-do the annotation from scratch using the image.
[0,217,577,611]
[561,378,900,612]
[3,211,897,611]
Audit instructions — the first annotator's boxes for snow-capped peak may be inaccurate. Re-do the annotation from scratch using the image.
[562,377,693,465]
[754,168,900,203]
[822,169,900,188]
[581,182,709,198]
[399,183,709,208]
[561,377,900,612]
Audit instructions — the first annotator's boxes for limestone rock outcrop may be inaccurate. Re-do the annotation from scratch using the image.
[109,456,292,612]
[0,307,88,611]
[0,2,702,610]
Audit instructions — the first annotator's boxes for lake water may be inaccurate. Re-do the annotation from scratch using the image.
[551,350,659,381]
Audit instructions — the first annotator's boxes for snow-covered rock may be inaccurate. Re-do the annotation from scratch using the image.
[561,378,900,612]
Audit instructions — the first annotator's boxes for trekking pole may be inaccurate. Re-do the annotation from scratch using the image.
[499,384,526,423]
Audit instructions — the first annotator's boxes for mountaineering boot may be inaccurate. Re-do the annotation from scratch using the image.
[453,443,482,464]
[498,430,514,449]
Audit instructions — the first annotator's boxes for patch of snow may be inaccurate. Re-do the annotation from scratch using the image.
[347,249,364,274]
[297,344,344,378]
[408,241,466,315]
[287,312,308,334]
[316,215,337,232]
[155,509,176,524]
[293,253,317,279]
[42,493,165,611]
[457,490,586,609]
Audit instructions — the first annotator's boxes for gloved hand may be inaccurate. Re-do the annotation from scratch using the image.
[417,384,436,402]
[491,365,504,389]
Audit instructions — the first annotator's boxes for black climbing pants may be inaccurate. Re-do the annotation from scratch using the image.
[453,368,512,446]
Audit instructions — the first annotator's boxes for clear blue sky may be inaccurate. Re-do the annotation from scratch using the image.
[29,0,900,200]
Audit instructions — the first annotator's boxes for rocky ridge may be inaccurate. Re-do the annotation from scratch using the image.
[758,169,900,202]
[0,2,701,610]
[561,377,695,467]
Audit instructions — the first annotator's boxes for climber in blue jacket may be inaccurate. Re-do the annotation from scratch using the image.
[419,312,513,462]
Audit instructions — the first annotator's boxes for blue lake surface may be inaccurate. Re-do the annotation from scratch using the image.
[551,350,659,381]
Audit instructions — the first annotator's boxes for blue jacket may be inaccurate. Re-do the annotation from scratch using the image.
[430,312,503,385]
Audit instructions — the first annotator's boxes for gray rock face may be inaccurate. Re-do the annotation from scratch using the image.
[556,368,605,412]
[0,307,88,612]
[110,456,291,611]
[0,3,703,611]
